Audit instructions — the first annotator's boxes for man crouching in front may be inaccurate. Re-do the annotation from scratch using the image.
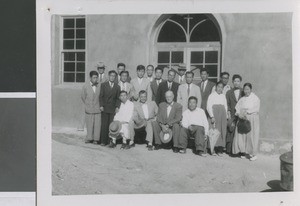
[179,96,209,157]
[108,91,134,149]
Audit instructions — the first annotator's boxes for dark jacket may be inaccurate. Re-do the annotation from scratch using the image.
[99,81,121,114]
[155,81,180,105]
[197,80,215,111]
[150,79,165,101]
[226,88,243,117]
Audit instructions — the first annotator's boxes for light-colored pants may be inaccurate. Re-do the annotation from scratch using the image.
[110,123,131,143]
[85,113,101,141]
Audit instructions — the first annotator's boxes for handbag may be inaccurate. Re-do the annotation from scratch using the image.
[237,118,251,134]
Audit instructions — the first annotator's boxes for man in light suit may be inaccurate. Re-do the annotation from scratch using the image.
[146,64,155,82]
[155,69,180,105]
[81,71,101,144]
[197,68,215,115]
[114,63,131,84]
[177,71,202,112]
[131,65,152,102]
[100,70,121,146]
[175,63,187,84]
[152,91,182,152]
[150,67,164,101]
[132,90,158,150]
[118,71,135,100]
[96,62,108,84]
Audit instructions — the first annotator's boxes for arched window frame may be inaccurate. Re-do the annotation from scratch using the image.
[151,14,222,82]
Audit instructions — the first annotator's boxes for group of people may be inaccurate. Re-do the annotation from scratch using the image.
[81,61,260,161]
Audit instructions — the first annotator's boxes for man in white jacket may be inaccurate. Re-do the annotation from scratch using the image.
[179,96,209,156]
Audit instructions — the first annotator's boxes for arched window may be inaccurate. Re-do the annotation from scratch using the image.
[154,14,221,82]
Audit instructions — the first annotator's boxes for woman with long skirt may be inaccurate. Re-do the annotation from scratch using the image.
[232,83,260,161]
[207,81,228,156]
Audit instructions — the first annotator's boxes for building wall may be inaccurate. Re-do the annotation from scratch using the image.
[51,13,293,151]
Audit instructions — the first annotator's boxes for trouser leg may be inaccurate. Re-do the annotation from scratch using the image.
[145,121,154,145]
[152,121,162,145]
[93,113,101,141]
[172,123,180,148]
[128,120,135,142]
[85,113,93,141]
[179,127,189,149]
[194,126,206,152]
[100,112,113,145]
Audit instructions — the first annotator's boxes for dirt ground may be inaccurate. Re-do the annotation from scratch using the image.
[52,130,284,195]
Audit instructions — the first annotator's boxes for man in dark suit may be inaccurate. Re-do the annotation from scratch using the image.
[114,63,131,84]
[226,74,243,155]
[150,67,164,101]
[197,68,215,115]
[100,70,121,146]
[152,90,182,152]
[155,69,180,105]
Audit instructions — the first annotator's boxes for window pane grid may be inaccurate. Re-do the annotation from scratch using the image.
[62,17,86,83]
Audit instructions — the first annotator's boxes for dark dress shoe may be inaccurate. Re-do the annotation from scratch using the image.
[107,141,116,148]
[196,150,208,157]
[154,145,162,150]
[120,143,127,149]
[85,140,93,144]
[93,141,99,145]
[147,145,153,151]
[173,147,179,153]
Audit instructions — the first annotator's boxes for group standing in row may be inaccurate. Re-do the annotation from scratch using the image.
[81,62,260,160]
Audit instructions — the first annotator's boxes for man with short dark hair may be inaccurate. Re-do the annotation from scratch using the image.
[81,71,101,144]
[115,63,131,83]
[212,72,231,95]
[177,71,202,112]
[150,67,164,101]
[132,90,158,150]
[118,71,135,100]
[155,69,180,105]
[108,90,134,149]
[225,74,243,155]
[131,65,152,102]
[146,64,155,82]
[179,96,209,156]
[197,68,215,115]
[100,70,121,146]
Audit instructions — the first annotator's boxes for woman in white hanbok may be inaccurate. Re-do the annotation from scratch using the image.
[232,83,260,161]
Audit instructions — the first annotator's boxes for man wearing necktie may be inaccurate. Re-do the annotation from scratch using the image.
[118,71,135,100]
[131,65,152,102]
[197,68,215,116]
[155,69,180,105]
[81,71,101,144]
[152,90,182,152]
[146,64,155,82]
[114,63,131,84]
[99,70,121,146]
[177,71,202,112]
[150,67,165,101]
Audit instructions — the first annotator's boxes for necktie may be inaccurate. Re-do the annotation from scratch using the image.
[187,84,190,96]
[201,82,204,92]
[168,82,171,90]
[100,74,103,82]
[179,78,182,84]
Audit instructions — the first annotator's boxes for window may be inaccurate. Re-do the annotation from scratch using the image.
[155,14,221,82]
[62,17,86,83]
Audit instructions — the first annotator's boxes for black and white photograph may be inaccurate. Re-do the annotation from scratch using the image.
[50,12,293,195]
[37,0,300,205]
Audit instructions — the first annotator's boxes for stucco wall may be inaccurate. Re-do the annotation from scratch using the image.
[51,13,293,150]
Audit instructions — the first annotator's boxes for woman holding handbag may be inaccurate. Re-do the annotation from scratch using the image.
[232,83,260,161]
[207,81,228,156]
